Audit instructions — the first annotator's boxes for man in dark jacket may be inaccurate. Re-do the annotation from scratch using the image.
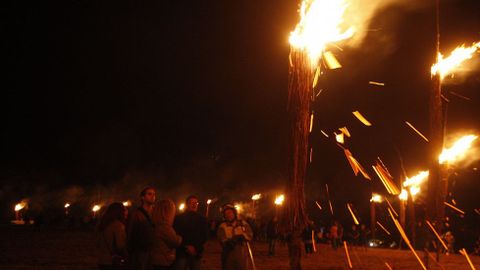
[173,195,208,270]
[127,186,156,270]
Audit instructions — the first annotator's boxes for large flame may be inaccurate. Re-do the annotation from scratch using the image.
[439,135,478,164]
[274,194,285,205]
[289,0,355,66]
[431,42,480,79]
[401,170,429,200]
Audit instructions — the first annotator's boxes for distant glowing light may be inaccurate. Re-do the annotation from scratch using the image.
[275,194,285,205]
[251,194,262,201]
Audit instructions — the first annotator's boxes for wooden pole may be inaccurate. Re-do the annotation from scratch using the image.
[284,48,311,270]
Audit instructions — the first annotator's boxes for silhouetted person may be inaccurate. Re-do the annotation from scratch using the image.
[127,187,156,270]
[173,195,208,270]
[217,203,254,270]
[96,202,128,270]
[266,216,279,256]
[303,220,316,254]
[151,199,182,270]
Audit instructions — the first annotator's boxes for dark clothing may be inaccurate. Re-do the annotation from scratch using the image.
[173,210,208,270]
[127,207,155,270]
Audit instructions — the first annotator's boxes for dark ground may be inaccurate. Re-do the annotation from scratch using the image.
[0,225,479,270]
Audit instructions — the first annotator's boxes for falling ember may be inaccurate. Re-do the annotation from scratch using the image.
[274,194,285,206]
[309,113,314,132]
[321,130,329,137]
[372,162,400,195]
[444,201,465,215]
[335,132,345,144]
[179,203,185,211]
[289,0,355,66]
[347,203,360,225]
[122,200,131,207]
[234,204,242,213]
[388,209,427,270]
[251,194,262,201]
[339,127,351,137]
[425,220,449,252]
[384,197,398,217]
[405,121,429,142]
[376,221,391,235]
[323,51,342,69]
[439,135,478,164]
[368,81,385,86]
[459,248,477,270]
[384,262,393,270]
[64,203,71,208]
[352,111,372,126]
[343,241,353,269]
[315,201,322,210]
[370,193,383,203]
[431,41,480,80]
[344,149,371,180]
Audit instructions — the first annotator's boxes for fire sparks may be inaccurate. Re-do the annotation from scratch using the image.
[431,41,480,79]
[439,135,478,164]
[405,121,429,142]
[92,205,101,212]
[274,194,285,206]
[251,194,262,201]
[323,51,342,69]
[373,161,400,195]
[376,221,391,235]
[335,132,345,144]
[179,203,185,211]
[425,220,449,252]
[401,170,429,200]
[444,201,465,215]
[370,193,383,203]
[344,149,371,180]
[352,111,372,126]
[399,189,408,201]
[343,241,353,269]
[315,201,322,210]
[64,203,71,208]
[388,209,427,270]
[289,0,355,66]
[234,204,242,213]
[459,248,477,270]
[368,81,385,86]
[346,203,359,225]
[321,130,329,137]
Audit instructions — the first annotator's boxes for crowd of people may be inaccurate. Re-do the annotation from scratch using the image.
[96,186,253,270]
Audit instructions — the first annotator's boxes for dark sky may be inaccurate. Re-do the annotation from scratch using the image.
[4,0,480,206]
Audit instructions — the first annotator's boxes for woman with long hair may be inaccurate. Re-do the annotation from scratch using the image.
[96,202,128,270]
[150,199,182,270]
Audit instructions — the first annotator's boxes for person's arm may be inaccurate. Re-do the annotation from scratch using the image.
[114,222,128,258]
[242,221,254,241]
[160,224,183,248]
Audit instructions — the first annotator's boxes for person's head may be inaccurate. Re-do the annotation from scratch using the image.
[152,199,176,226]
[140,187,156,206]
[185,195,199,212]
[97,202,127,231]
[222,203,237,222]
[351,224,357,230]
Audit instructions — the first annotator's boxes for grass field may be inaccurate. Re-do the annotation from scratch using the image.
[0,225,478,270]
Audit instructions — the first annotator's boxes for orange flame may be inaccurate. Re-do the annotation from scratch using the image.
[439,135,477,164]
[64,203,71,208]
[15,201,27,211]
[92,205,101,212]
[274,194,285,205]
[251,194,262,201]
[370,193,383,203]
[289,0,355,66]
[431,42,480,79]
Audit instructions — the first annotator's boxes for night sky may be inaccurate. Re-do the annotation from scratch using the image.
[3,0,480,217]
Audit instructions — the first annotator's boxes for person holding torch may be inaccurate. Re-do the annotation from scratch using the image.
[217,203,254,270]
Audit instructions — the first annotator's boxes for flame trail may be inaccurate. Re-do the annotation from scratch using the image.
[347,203,360,225]
[444,201,465,215]
[431,42,480,79]
[376,221,391,235]
[343,241,353,269]
[439,135,477,164]
[352,111,372,126]
[425,220,448,251]
[459,248,477,270]
[405,121,429,142]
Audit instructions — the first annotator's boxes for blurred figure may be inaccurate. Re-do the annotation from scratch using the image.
[359,224,370,248]
[266,216,279,256]
[217,204,254,270]
[443,231,455,254]
[346,224,359,246]
[173,195,208,270]
[151,199,183,270]
[303,220,316,254]
[96,202,128,270]
[330,221,340,250]
[127,187,156,270]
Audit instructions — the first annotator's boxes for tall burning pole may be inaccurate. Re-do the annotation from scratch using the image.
[286,1,353,269]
